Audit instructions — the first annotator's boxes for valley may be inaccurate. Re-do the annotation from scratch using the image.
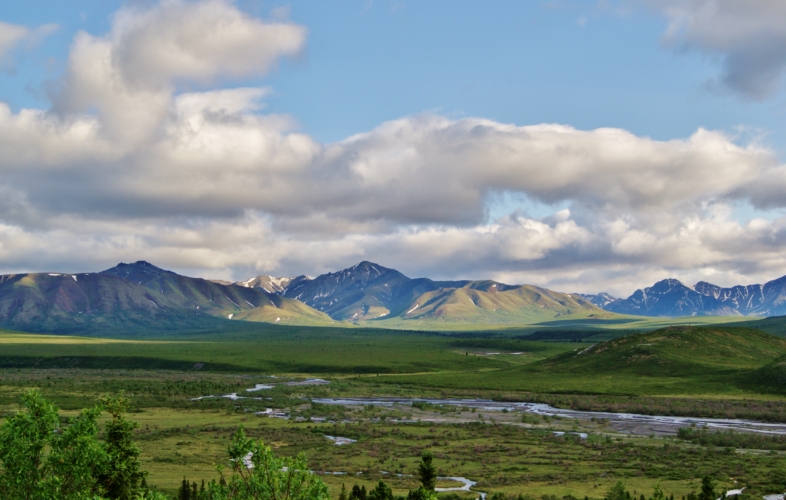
[4,320,786,498]
[5,262,786,500]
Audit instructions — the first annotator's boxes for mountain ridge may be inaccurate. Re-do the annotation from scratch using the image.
[605,275,786,317]
[5,259,786,333]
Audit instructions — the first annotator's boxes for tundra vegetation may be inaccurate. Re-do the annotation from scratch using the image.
[2,322,786,498]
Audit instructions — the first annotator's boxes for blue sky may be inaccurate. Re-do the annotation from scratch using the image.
[5,1,785,147]
[1,0,786,295]
[270,1,785,146]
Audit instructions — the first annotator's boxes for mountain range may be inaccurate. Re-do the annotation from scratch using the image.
[602,276,786,317]
[237,261,607,325]
[0,260,605,333]
[2,259,786,334]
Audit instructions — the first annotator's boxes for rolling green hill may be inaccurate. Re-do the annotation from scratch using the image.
[370,283,612,328]
[382,325,786,395]
[539,326,786,376]
[230,295,334,325]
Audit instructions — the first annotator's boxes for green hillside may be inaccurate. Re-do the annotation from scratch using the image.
[231,295,335,325]
[383,325,786,395]
[369,283,612,328]
[724,315,786,336]
[540,326,786,375]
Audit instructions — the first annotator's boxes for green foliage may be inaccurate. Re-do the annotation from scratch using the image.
[698,476,715,500]
[0,389,155,500]
[206,426,329,500]
[0,389,106,499]
[677,426,786,450]
[101,393,144,500]
[652,482,666,500]
[417,451,437,491]
[406,488,438,500]
[368,481,394,500]
[606,481,629,500]
[390,325,786,395]
[349,485,368,500]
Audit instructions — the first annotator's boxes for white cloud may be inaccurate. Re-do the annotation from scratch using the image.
[1,0,786,297]
[53,0,306,142]
[645,0,786,99]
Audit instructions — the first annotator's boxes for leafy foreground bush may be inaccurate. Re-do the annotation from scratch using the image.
[0,389,155,500]
[0,390,337,500]
[183,446,439,500]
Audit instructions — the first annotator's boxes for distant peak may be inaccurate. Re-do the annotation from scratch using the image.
[650,278,687,288]
[121,261,166,271]
[100,260,170,278]
[132,260,156,267]
[342,261,388,274]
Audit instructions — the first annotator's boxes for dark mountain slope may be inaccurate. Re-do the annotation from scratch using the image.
[576,292,617,308]
[283,261,415,320]
[605,279,730,316]
[606,274,786,317]
[694,281,764,314]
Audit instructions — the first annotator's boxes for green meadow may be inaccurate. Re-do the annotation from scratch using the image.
[3,316,786,498]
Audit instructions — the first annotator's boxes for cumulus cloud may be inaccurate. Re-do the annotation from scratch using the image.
[54,0,306,141]
[1,0,786,296]
[645,0,786,100]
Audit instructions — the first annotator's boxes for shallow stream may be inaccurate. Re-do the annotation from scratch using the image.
[312,397,786,436]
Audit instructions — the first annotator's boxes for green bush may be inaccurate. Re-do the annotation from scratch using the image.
[0,389,162,500]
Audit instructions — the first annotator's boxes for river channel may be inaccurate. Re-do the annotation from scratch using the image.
[193,380,786,436]
[311,397,786,437]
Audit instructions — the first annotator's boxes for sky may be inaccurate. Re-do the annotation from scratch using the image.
[1,0,786,297]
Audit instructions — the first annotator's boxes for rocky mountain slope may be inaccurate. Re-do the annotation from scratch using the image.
[575,292,617,308]
[275,261,605,324]
[280,261,463,320]
[605,275,786,317]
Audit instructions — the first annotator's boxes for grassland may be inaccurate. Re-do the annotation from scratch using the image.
[0,327,573,374]
[3,319,786,498]
[2,323,785,398]
[3,369,786,499]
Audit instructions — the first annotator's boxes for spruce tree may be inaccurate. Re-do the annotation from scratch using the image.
[179,478,190,500]
[418,451,437,491]
[369,480,394,500]
[350,484,368,500]
[698,476,715,500]
[100,394,143,500]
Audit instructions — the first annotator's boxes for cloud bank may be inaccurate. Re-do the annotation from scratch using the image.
[647,0,786,100]
[0,0,785,296]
